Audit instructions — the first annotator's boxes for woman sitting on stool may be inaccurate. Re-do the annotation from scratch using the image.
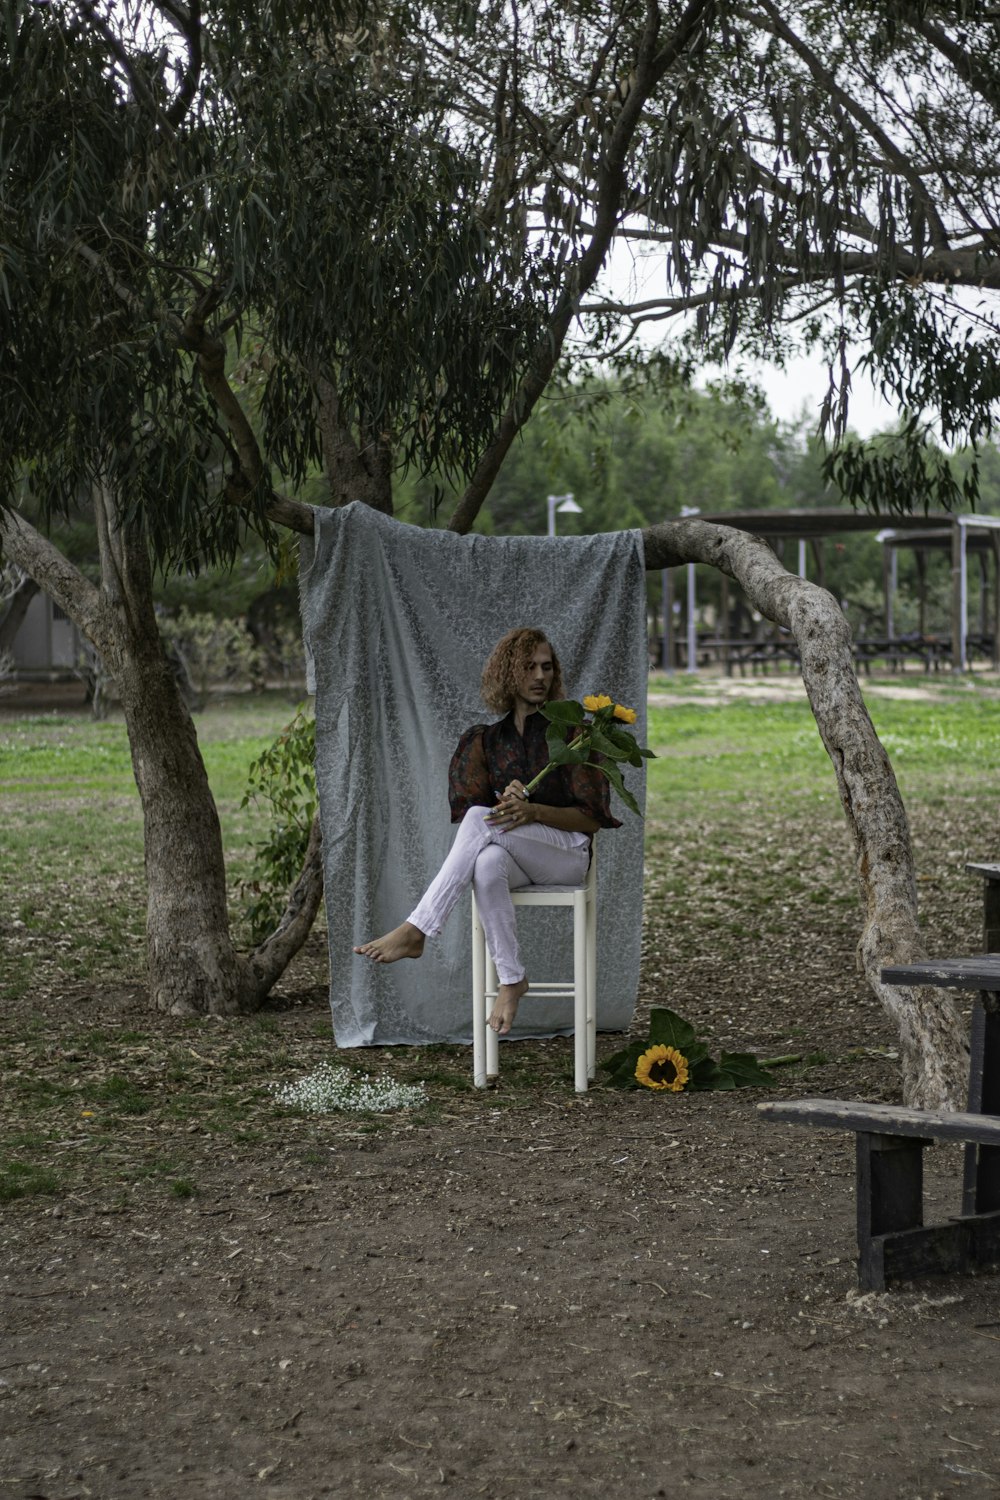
[354,626,620,1034]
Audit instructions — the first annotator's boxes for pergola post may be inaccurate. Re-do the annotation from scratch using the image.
[951,517,968,672]
[810,537,826,590]
[882,543,897,639]
[915,550,928,639]
[720,572,731,676]
[660,568,674,674]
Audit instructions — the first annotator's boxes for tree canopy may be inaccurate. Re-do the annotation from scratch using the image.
[4,0,1000,556]
[0,0,555,559]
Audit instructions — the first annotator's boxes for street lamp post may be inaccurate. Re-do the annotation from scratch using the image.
[547,492,583,536]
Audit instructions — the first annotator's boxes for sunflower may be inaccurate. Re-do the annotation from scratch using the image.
[613,703,637,724]
[634,1044,689,1092]
[582,693,613,712]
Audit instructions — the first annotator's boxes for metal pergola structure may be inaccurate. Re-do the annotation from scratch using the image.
[655,509,1000,674]
[877,515,1000,672]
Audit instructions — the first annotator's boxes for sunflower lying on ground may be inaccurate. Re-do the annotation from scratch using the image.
[601,1007,777,1092]
[634,1043,690,1091]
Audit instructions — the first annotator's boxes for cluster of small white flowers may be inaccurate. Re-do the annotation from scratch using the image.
[270,1063,427,1115]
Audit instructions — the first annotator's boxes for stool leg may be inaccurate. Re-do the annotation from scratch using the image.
[574,890,588,1093]
[585,892,597,1081]
[472,898,487,1088]
[485,951,499,1078]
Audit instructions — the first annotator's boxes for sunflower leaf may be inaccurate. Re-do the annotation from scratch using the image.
[716,1052,778,1088]
[600,1044,637,1075]
[683,1042,712,1066]
[687,1056,722,1089]
[693,1069,737,1091]
[588,759,639,815]
[647,1007,699,1051]
[600,1040,647,1087]
[544,735,589,766]
[540,699,585,726]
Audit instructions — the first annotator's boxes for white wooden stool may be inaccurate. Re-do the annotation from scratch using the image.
[471,846,597,1093]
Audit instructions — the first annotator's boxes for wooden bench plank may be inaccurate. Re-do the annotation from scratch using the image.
[879,956,1000,990]
[758,1097,1000,1146]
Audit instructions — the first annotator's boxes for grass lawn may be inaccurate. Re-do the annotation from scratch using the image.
[0,675,996,1202]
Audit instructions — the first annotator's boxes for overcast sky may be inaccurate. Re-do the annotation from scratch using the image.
[734,354,899,438]
[601,239,900,440]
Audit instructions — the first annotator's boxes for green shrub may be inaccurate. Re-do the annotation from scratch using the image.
[241,707,318,944]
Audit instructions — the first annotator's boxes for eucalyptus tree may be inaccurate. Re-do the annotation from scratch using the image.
[0,0,553,1015]
[4,0,1000,1105]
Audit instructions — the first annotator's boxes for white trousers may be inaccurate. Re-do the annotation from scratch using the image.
[407,806,590,985]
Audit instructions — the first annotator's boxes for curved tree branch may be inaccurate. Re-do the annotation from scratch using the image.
[164,0,203,129]
[641,516,968,1109]
[910,13,1000,115]
[246,811,325,1000]
[0,508,115,659]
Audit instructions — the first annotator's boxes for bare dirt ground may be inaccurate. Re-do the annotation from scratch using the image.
[5,972,999,1496]
[3,683,1000,1498]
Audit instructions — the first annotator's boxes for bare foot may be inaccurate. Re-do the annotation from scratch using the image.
[488,977,529,1035]
[353,922,426,963]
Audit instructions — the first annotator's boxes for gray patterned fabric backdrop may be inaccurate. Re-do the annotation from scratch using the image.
[300,502,648,1047]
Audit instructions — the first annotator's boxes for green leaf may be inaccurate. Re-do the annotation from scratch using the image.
[691,1067,737,1092]
[587,727,632,762]
[715,1052,777,1088]
[647,1007,699,1051]
[588,759,639,816]
[603,724,640,753]
[599,1040,646,1088]
[545,721,588,758]
[541,699,585,726]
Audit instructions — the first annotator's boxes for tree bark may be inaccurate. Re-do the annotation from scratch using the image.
[0,501,323,1014]
[247,811,325,995]
[642,517,969,1110]
[316,376,394,513]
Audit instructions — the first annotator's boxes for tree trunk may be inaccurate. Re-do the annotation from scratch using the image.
[114,620,247,1013]
[0,502,323,1015]
[642,517,969,1109]
[316,376,394,513]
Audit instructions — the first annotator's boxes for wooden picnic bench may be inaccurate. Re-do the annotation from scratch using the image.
[758,1096,1000,1289]
[759,872,1000,1290]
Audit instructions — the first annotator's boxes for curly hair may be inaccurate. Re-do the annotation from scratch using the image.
[480,627,563,714]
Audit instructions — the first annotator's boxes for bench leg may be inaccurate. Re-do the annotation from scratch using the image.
[963,994,1000,1214]
[854,1131,1000,1287]
[856,1132,925,1291]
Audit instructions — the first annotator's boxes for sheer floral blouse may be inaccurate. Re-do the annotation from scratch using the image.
[447,710,622,829]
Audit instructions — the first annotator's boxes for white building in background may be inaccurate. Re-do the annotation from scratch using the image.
[10,592,82,674]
